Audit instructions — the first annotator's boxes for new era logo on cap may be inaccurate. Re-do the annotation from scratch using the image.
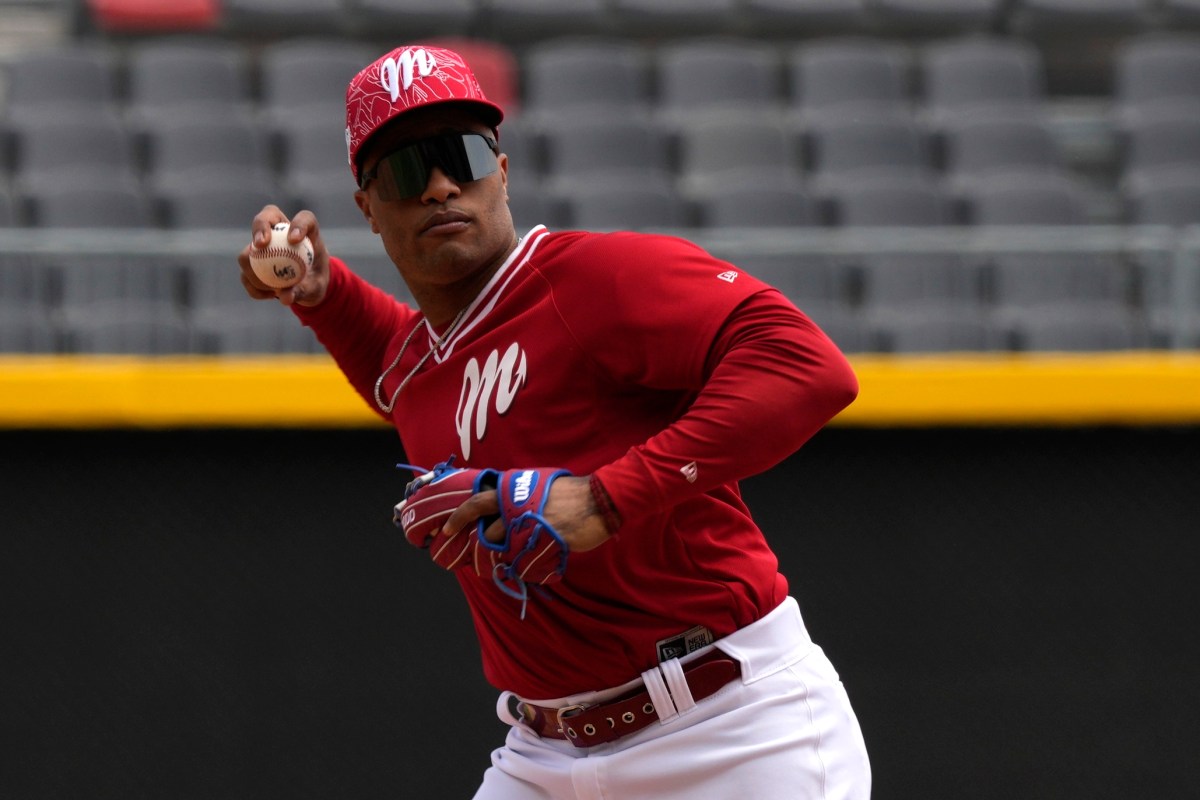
[345,45,504,181]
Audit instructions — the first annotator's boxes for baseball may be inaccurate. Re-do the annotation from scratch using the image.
[249,222,313,289]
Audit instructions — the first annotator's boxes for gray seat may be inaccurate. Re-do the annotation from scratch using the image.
[30,181,157,229]
[220,0,346,34]
[3,44,120,125]
[989,253,1131,314]
[145,113,276,195]
[540,111,673,194]
[871,0,1004,33]
[654,37,785,125]
[967,173,1089,225]
[608,0,740,36]
[1005,306,1150,352]
[1010,0,1152,34]
[789,39,912,127]
[190,303,321,355]
[345,0,477,37]
[1163,0,1200,24]
[0,188,17,227]
[562,176,690,232]
[676,110,801,197]
[508,184,563,233]
[695,177,818,229]
[279,119,358,220]
[0,307,58,353]
[1121,108,1200,193]
[872,307,1007,353]
[159,172,278,229]
[920,37,1046,124]
[1114,34,1200,122]
[483,0,610,40]
[732,252,850,308]
[521,38,653,122]
[259,39,376,132]
[10,111,139,188]
[807,109,932,190]
[1127,167,1200,226]
[64,308,193,355]
[941,113,1065,190]
[828,174,951,227]
[798,303,875,353]
[124,37,253,128]
[741,0,870,35]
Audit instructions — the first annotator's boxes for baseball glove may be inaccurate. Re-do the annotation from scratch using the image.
[393,458,572,615]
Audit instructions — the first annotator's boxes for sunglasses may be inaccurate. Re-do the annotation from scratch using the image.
[359,132,500,200]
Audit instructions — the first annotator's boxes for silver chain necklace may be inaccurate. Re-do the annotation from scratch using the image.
[373,307,468,414]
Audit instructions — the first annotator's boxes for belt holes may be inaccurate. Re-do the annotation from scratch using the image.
[622,711,636,724]
[566,727,577,738]
[643,702,654,714]
[583,724,596,736]
[606,717,616,728]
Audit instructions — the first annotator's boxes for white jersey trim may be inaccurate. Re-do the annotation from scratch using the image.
[429,225,550,363]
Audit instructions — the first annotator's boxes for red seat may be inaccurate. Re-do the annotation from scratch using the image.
[86,0,221,32]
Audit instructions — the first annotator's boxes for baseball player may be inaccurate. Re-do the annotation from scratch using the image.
[238,44,870,799]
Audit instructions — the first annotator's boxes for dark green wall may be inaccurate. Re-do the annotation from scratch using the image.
[2,427,1196,799]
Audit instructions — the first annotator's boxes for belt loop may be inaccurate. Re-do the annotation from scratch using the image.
[641,664,678,724]
[660,657,696,714]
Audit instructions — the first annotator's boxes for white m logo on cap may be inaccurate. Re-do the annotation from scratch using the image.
[380,48,437,101]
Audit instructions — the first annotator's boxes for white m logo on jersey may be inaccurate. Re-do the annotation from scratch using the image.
[456,343,527,460]
[380,48,436,100]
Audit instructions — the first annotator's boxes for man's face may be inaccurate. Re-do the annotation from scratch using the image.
[354,105,514,296]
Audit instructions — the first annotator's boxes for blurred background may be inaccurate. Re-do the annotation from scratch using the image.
[1,1,1198,798]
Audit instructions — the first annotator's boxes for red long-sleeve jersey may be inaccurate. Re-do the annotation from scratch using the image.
[294,226,857,699]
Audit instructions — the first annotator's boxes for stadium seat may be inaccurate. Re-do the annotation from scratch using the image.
[654,37,786,125]
[494,117,542,178]
[189,303,321,355]
[345,0,478,38]
[919,37,1047,124]
[1010,0,1152,34]
[2,44,121,126]
[871,307,1008,353]
[941,113,1066,191]
[788,38,913,127]
[158,173,278,229]
[482,0,611,41]
[29,181,158,229]
[258,39,377,133]
[9,111,139,190]
[0,307,58,353]
[1004,306,1150,352]
[144,113,276,196]
[279,118,357,220]
[1120,108,1200,193]
[806,110,933,191]
[608,0,742,36]
[520,38,653,123]
[1162,0,1200,24]
[0,189,15,227]
[858,253,983,314]
[540,111,673,195]
[675,110,802,197]
[870,0,1004,34]
[732,252,851,308]
[989,252,1131,314]
[561,176,691,232]
[220,0,347,35]
[693,176,819,229]
[965,173,1090,225]
[63,309,193,355]
[829,173,953,226]
[1127,167,1200,226]
[1114,35,1200,123]
[507,183,564,232]
[799,303,875,353]
[741,0,871,35]
[124,38,253,129]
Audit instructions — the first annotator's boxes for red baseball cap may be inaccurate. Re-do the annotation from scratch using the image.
[345,45,505,182]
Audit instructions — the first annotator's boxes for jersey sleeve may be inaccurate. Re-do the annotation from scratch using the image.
[291,256,417,419]
[553,234,858,525]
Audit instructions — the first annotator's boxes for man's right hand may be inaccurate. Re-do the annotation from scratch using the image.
[238,205,332,307]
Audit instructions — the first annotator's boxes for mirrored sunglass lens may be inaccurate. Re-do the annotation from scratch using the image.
[377,145,431,200]
[375,134,498,200]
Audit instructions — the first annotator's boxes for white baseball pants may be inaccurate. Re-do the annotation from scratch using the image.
[473,597,871,799]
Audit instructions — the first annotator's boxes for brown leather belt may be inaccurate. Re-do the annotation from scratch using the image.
[512,648,741,748]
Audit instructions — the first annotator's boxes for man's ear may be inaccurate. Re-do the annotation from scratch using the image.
[354,189,381,234]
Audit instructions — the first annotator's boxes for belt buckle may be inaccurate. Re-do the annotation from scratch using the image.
[555,703,588,740]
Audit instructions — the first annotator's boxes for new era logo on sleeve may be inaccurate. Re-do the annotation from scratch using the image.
[717,270,738,283]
